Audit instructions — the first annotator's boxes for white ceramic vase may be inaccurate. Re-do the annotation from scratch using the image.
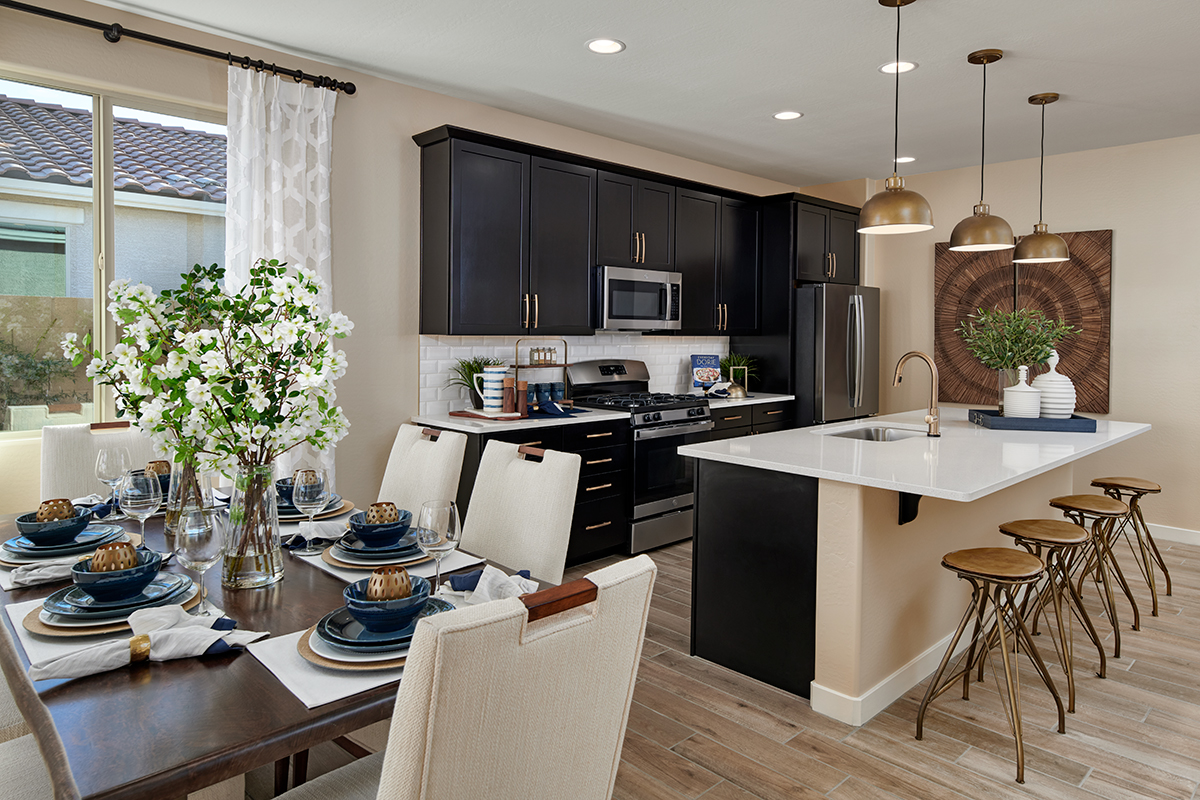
[1002,365,1042,419]
[1031,349,1077,419]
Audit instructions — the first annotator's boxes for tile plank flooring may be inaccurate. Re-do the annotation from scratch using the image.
[560,536,1200,800]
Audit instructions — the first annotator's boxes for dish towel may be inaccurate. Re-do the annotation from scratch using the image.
[440,565,537,606]
[28,605,268,681]
[282,520,348,551]
[7,557,80,588]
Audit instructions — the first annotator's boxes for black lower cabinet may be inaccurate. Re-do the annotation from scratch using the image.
[692,460,817,697]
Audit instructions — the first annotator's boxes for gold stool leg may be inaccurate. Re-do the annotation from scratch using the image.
[1135,499,1173,597]
[1062,546,1108,679]
[1044,547,1076,712]
[1008,582,1067,733]
[1098,515,1142,634]
[1089,516,1124,658]
[1108,489,1159,616]
[917,577,985,741]
[994,584,1025,784]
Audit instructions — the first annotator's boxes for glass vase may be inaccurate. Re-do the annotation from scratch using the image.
[222,463,284,589]
[163,458,213,553]
[997,368,1021,414]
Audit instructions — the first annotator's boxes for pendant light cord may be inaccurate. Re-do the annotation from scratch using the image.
[893,5,900,174]
[979,61,987,204]
[1038,102,1046,223]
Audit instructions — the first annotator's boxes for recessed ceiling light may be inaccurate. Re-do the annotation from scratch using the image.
[587,39,626,54]
[773,111,803,120]
[879,61,918,74]
[894,156,916,164]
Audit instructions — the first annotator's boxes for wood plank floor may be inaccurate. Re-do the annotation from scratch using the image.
[563,533,1200,800]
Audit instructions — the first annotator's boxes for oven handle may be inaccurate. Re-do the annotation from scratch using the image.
[633,420,714,440]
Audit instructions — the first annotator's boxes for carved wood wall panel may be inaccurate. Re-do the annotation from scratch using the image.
[933,229,1111,413]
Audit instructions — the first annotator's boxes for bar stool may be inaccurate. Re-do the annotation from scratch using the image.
[1091,477,1171,616]
[998,519,1106,712]
[1049,494,1137,658]
[917,547,1065,784]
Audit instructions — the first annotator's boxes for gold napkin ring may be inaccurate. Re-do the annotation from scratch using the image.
[129,634,151,663]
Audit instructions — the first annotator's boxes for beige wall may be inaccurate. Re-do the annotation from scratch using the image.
[0,0,798,513]
[820,136,1200,530]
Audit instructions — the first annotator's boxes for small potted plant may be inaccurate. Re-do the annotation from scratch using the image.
[955,308,1078,409]
[447,356,506,409]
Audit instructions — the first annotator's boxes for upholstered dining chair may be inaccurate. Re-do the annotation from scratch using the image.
[459,440,582,585]
[40,422,157,500]
[376,425,467,511]
[278,555,657,800]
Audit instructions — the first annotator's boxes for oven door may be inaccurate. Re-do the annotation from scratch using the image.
[601,266,681,330]
[631,421,714,518]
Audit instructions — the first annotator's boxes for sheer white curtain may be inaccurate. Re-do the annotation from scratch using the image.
[225,66,338,485]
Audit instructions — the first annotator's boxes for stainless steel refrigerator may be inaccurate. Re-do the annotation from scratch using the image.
[795,284,879,424]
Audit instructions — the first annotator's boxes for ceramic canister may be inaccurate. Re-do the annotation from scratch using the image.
[472,365,508,413]
[1031,349,1077,419]
[1002,365,1042,419]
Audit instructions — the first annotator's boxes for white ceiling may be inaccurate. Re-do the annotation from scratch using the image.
[86,0,1200,187]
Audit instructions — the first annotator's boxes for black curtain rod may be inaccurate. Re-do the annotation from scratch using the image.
[0,0,356,94]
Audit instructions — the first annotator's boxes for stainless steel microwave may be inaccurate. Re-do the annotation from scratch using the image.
[598,266,682,331]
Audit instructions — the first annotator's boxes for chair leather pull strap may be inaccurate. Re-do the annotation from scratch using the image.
[521,578,598,622]
[517,445,546,461]
[129,634,151,662]
[420,428,441,440]
[90,421,131,431]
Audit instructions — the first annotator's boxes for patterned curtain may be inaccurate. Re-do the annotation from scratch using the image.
[225,67,338,484]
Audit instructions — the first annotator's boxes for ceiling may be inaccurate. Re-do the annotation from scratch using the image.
[85,0,1200,187]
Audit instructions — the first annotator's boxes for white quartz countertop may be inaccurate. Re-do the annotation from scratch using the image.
[412,407,629,434]
[677,407,1150,502]
[705,392,795,410]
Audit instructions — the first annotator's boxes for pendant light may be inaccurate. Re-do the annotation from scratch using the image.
[1013,93,1070,263]
[949,49,1014,251]
[858,0,934,235]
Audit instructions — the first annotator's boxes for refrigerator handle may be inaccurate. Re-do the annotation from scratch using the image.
[846,294,857,408]
[854,294,866,408]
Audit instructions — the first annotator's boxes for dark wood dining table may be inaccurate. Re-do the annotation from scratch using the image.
[0,511,477,800]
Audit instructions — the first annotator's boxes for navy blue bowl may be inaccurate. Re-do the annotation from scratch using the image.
[275,478,294,507]
[15,508,92,546]
[71,549,162,602]
[343,575,430,632]
[155,473,171,497]
[348,510,413,548]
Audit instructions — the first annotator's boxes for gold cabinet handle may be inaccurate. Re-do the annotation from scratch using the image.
[831,252,837,278]
[765,410,783,415]
[633,231,641,263]
[523,294,530,327]
[723,304,729,330]
[722,415,743,421]
[585,483,614,492]
[533,293,539,329]
[585,432,612,439]
[641,232,646,263]
[585,521,613,530]
[585,457,613,465]
[825,253,832,278]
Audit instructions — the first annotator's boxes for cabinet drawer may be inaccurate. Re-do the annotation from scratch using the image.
[711,408,753,431]
[576,473,624,502]
[567,495,627,562]
[751,421,790,436]
[561,419,631,451]
[752,402,793,426]
[484,427,564,451]
[579,444,628,478]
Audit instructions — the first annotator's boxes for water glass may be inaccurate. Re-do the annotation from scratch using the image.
[95,445,131,520]
[176,508,225,616]
[416,500,461,590]
[291,468,329,556]
[119,470,162,553]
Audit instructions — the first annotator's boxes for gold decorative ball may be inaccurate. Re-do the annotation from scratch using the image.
[293,469,319,486]
[36,499,75,522]
[366,502,400,525]
[145,460,171,477]
[367,565,412,600]
[91,541,139,572]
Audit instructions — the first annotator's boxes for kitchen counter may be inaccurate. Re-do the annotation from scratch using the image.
[702,392,794,410]
[412,407,629,434]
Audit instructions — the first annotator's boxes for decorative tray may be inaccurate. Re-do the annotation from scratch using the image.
[968,409,1097,433]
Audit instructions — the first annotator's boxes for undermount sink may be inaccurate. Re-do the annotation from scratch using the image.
[827,426,926,443]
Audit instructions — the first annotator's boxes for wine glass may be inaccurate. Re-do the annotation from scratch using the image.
[176,508,225,616]
[290,468,329,556]
[416,500,461,590]
[95,445,131,520]
[119,470,162,552]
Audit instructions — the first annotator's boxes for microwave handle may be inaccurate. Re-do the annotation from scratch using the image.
[660,285,667,318]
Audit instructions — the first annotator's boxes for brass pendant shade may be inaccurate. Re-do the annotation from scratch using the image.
[949,49,1013,252]
[859,0,933,235]
[1014,93,1070,264]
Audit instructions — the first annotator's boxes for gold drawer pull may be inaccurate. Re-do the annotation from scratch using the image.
[765,410,782,415]
[585,483,614,492]
[586,432,613,438]
[722,415,743,421]
[586,458,613,465]
[585,521,613,531]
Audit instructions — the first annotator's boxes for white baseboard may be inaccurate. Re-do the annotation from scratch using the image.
[810,631,971,727]
[1147,523,1200,547]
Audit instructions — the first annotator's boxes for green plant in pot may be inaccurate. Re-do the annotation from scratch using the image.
[720,353,758,395]
[955,308,1078,410]
[447,356,505,409]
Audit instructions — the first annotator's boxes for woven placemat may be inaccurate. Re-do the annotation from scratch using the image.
[23,589,201,638]
[296,624,408,672]
[319,548,432,572]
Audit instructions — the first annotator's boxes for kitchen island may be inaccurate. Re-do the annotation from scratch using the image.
[677,407,1150,725]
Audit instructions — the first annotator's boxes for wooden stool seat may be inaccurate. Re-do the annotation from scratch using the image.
[1049,494,1129,517]
[942,547,1044,581]
[999,519,1089,546]
[1091,476,1161,494]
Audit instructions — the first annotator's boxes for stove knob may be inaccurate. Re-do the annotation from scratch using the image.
[653,412,662,421]
[642,413,653,423]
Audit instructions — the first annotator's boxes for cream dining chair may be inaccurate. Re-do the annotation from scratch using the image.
[376,425,467,511]
[458,440,581,586]
[278,555,657,800]
[39,422,157,501]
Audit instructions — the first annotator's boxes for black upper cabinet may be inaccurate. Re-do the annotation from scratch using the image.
[719,198,761,334]
[675,188,721,332]
[793,201,860,286]
[529,158,596,335]
[827,210,860,286]
[596,171,675,270]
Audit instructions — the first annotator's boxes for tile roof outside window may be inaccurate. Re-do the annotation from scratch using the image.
[0,95,226,203]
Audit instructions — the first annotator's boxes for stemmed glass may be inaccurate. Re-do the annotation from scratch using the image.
[176,508,225,616]
[416,500,461,590]
[95,446,131,520]
[119,470,162,552]
[291,468,329,556]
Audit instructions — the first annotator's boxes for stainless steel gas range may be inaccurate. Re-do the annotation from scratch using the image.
[567,360,712,554]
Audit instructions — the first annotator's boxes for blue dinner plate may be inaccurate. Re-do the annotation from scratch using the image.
[316,597,454,653]
[3,525,126,558]
[277,492,342,516]
[42,574,193,619]
[61,573,190,611]
[333,531,420,560]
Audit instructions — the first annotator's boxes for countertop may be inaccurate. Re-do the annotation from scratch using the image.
[412,407,629,434]
[704,392,794,410]
[677,407,1150,502]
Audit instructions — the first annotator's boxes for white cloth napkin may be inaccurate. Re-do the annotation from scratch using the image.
[4,556,78,589]
[27,605,268,681]
[247,630,405,709]
[71,494,106,506]
[438,565,538,606]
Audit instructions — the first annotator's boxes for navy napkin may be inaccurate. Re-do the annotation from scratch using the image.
[281,534,340,551]
[447,568,531,592]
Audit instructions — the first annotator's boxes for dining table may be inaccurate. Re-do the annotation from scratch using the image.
[0,509,502,800]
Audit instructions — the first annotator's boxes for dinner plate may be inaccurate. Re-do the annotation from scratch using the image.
[277,494,343,520]
[0,532,134,565]
[320,546,432,569]
[43,574,193,618]
[3,525,126,557]
[336,530,418,555]
[316,597,454,652]
[307,629,411,663]
[331,543,422,563]
[60,573,190,611]
[38,583,199,627]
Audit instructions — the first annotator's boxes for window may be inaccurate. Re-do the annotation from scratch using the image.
[0,77,226,434]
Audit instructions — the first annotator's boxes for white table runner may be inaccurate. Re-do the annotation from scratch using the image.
[247,630,405,709]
